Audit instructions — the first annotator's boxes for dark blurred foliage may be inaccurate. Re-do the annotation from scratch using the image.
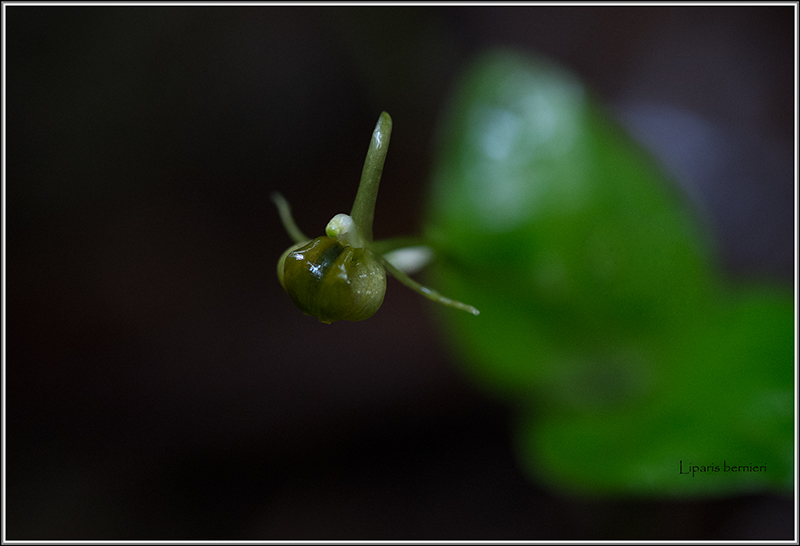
[5,5,795,540]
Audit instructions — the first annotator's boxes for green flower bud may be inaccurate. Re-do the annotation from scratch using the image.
[272,111,477,323]
[280,236,386,324]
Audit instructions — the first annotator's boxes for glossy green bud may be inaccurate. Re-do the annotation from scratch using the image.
[272,112,477,322]
[280,236,386,324]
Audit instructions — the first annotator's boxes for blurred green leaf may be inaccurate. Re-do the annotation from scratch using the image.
[424,49,793,496]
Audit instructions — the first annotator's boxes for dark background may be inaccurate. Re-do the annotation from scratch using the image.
[5,5,795,540]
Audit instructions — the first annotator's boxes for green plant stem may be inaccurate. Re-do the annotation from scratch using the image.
[271,192,309,244]
[351,111,392,243]
[380,256,480,316]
